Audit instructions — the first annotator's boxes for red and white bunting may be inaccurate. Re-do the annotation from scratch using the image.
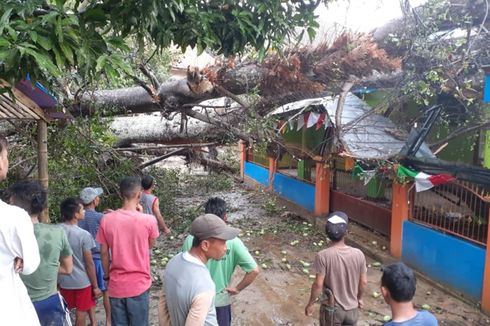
[276,120,284,130]
[307,112,320,128]
[316,112,326,130]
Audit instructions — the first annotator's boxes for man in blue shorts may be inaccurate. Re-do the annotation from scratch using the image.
[381,262,438,325]
[9,181,73,326]
[79,186,111,325]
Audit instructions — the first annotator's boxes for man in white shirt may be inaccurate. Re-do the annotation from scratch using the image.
[0,135,41,325]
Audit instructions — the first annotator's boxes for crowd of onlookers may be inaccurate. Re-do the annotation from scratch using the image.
[1,133,438,326]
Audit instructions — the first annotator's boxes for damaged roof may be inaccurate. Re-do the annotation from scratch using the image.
[269,93,434,160]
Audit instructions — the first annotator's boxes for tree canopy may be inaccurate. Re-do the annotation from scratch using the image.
[0,0,321,87]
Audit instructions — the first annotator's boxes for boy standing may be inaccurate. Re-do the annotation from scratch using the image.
[140,175,171,235]
[59,198,102,326]
[381,262,438,325]
[79,186,111,325]
[97,177,159,326]
[9,181,73,326]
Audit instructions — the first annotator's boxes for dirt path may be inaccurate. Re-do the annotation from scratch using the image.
[96,180,489,325]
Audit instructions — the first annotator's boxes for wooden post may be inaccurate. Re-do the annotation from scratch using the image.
[239,141,247,179]
[390,182,411,258]
[481,209,490,314]
[314,161,330,216]
[37,120,49,223]
[268,157,277,191]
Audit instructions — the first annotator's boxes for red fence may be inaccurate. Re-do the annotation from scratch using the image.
[331,170,392,236]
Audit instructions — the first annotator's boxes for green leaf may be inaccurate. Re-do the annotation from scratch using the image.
[83,7,107,23]
[36,36,53,51]
[59,43,74,64]
[307,27,316,42]
[55,0,65,9]
[0,8,12,34]
[0,37,11,47]
[5,26,17,41]
[28,30,38,42]
[41,11,59,25]
[55,16,64,43]
[95,54,108,72]
[52,46,65,68]
[23,48,60,77]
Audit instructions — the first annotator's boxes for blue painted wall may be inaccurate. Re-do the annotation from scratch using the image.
[244,162,269,187]
[484,75,490,103]
[402,221,485,300]
[272,172,315,212]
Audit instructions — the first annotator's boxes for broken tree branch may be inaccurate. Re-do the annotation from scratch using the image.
[137,148,187,169]
[335,77,356,141]
[139,64,161,90]
[429,120,490,149]
[115,142,218,152]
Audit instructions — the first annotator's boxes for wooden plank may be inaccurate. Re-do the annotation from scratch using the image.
[14,97,43,119]
[0,101,10,118]
[0,79,49,121]
[0,95,25,119]
[0,97,21,118]
[3,92,42,120]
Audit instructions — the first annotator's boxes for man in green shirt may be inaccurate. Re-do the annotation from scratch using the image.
[182,197,259,326]
[9,181,73,326]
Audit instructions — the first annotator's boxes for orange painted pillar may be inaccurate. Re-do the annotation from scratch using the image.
[481,212,490,314]
[238,141,247,179]
[390,182,411,258]
[268,157,277,191]
[314,162,330,216]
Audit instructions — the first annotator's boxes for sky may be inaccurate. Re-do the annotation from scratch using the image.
[315,0,428,34]
[177,0,429,68]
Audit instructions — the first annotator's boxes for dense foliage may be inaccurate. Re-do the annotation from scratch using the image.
[0,0,322,88]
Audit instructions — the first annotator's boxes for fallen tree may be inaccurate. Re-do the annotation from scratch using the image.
[75,34,401,147]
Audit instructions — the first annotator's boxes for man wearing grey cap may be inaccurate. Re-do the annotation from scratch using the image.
[164,214,240,326]
[305,211,367,326]
[78,187,111,325]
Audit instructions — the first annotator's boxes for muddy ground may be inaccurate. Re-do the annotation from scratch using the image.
[95,176,490,326]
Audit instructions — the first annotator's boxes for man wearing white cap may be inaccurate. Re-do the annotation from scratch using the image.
[79,186,111,325]
[305,211,367,326]
[164,213,240,326]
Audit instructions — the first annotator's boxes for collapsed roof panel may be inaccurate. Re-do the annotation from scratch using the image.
[269,93,433,160]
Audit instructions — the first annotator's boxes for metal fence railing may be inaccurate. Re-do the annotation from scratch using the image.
[332,170,392,206]
[276,153,315,184]
[248,149,269,168]
[409,181,489,247]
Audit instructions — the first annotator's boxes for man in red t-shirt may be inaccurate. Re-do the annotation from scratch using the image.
[96,177,159,326]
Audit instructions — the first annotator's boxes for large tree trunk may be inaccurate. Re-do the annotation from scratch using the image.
[110,97,243,146]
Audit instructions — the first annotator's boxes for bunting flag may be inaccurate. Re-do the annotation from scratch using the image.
[276,120,285,131]
[303,112,310,128]
[316,112,326,130]
[296,114,305,131]
[397,166,455,192]
[281,123,288,134]
[306,112,320,128]
[352,163,376,185]
[278,111,334,131]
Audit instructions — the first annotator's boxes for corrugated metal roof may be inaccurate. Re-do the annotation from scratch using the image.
[0,81,48,121]
[269,93,434,160]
